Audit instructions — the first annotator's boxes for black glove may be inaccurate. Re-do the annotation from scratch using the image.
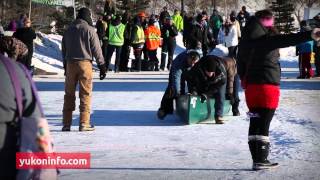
[98,64,107,80]
[200,94,207,103]
[226,93,235,105]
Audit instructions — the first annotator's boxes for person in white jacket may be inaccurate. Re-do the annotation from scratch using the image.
[218,20,239,58]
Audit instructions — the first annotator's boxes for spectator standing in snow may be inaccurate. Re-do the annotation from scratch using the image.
[160,16,178,71]
[159,6,170,28]
[296,21,314,79]
[183,13,194,48]
[172,9,184,32]
[120,11,133,72]
[237,9,320,170]
[313,14,320,77]
[96,15,109,64]
[13,18,36,70]
[106,15,126,73]
[189,14,211,56]
[157,50,201,120]
[144,17,161,71]
[209,9,223,41]
[61,8,106,132]
[237,6,250,33]
[130,12,146,71]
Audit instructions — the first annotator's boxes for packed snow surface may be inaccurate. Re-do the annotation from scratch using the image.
[33,32,320,180]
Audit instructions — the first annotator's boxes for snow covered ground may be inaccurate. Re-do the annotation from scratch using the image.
[33,33,320,179]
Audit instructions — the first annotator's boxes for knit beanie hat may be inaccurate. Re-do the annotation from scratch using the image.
[77,8,93,26]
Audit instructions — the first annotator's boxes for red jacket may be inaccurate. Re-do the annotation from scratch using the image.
[144,25,161,50]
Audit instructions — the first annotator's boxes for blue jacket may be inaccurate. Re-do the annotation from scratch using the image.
[296,41,314,54]
[169,51,190,94]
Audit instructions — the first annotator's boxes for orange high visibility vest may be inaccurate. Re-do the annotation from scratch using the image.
[144,25,161,50]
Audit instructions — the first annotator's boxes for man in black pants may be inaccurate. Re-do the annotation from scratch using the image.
[160,16,178,71]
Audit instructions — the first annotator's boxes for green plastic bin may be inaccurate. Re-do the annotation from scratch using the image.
[176,95,232,124]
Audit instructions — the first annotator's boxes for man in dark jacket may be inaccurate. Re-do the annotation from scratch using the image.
[189,14,211,56]
[160,16,178,71]
[62,8,106,132]
[159,6,170,28]
[120,11,132,72]
[186,50,232,124]
[13,18,36,70]
[96,15,109,63]
[157,50,201,120]
[183,14,194,48]
[238,9,320,170]
[237,6,251,33]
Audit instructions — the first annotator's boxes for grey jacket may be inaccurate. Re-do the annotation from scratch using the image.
[0,58,41,179]
[62,19,105,65]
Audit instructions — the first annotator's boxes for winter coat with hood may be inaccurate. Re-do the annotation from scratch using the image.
[237,16,314,85]
[186,56,227,98]
[62,19,105,66]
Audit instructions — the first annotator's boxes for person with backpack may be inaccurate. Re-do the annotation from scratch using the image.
[0,54,56,179]
[237,9,320,170]
[62,8,106,132]
[144,18,161,71]
[157,49,201,120]
[105,15,126,73]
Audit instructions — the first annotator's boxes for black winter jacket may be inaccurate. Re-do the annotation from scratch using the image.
[189,22,212,50]
[13,27,36,51]
[238,17,313,85]
[186,56,227,98]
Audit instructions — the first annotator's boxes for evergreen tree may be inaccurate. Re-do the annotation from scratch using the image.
[270,0,296,34]
[105,0,151,16]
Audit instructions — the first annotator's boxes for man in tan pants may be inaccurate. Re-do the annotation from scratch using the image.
[62,8,106,131]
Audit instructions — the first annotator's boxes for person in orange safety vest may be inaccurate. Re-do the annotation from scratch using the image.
[144,18,161,71]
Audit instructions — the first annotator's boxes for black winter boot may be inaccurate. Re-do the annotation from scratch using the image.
[232,99,240,116]
[250,141,278,170]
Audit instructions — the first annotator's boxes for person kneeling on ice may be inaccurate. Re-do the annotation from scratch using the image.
[157,49,201,120]
[186,46,236,124]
